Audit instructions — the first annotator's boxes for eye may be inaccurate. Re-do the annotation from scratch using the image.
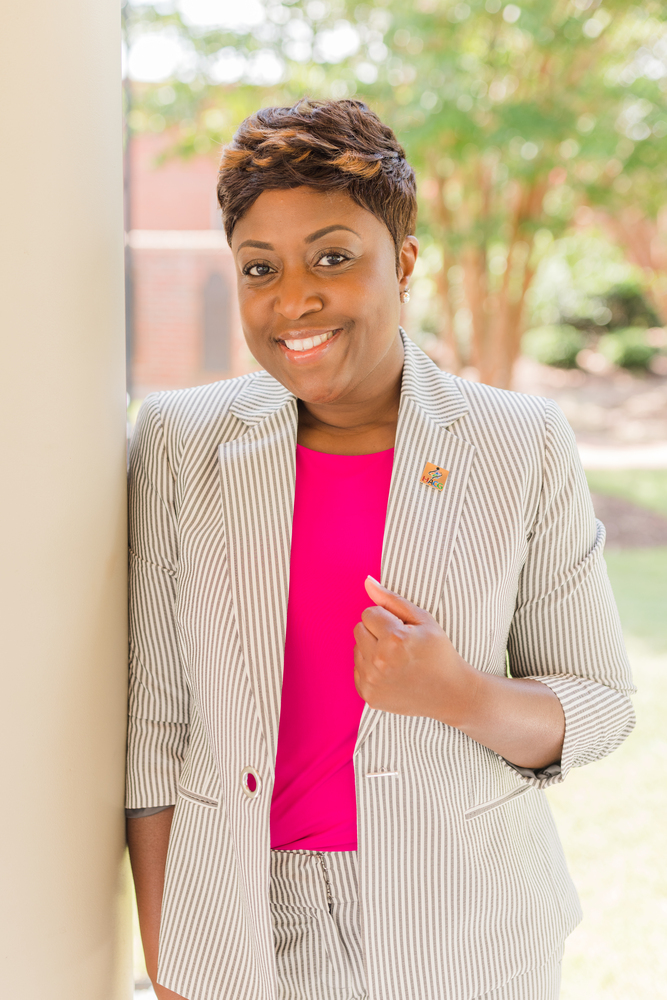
[316,251,351,267]
[243,262,275,277]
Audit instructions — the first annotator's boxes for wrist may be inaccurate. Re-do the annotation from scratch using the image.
[432,654,482,729]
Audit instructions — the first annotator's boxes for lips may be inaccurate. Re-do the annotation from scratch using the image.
[282,330,337,352]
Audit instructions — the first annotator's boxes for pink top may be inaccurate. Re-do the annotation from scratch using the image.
[270,444,394,853]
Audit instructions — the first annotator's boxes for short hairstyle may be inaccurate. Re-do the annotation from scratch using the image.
[217,99,417,258]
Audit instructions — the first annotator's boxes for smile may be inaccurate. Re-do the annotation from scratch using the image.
[281,330,338,353]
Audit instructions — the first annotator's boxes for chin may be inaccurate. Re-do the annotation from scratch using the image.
[297,386,347,405]
[284,371,351,405]
[269,344,357,403]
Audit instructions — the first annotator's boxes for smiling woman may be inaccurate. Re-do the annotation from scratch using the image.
[231,186,415,452]
[218,99,418,452]
[126,99,635,1000]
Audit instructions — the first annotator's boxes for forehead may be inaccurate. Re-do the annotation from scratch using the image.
[231,186,388,248]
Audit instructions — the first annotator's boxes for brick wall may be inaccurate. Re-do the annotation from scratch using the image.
[129,131,221,231]
[127,133,256,398]
[129,231,255,398]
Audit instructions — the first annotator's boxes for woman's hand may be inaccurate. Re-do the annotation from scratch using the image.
[353,577,475,723]
[354,577,565,770]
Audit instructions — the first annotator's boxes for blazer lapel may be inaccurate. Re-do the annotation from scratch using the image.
[218,375,298,772]
[356,338,476,751]
[218,344,474,762]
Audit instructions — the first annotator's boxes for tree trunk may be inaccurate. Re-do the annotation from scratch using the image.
[462,244,488,373]
[433,256,462,371]
[475,181,544,388]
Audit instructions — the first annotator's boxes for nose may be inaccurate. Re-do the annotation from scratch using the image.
[274,271,323,321]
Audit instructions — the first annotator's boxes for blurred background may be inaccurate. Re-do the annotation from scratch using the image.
[121,2,667,997]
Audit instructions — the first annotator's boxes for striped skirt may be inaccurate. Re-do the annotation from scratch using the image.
[269,849,563,1000]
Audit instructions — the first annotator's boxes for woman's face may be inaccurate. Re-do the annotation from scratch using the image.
[231,186,418,405]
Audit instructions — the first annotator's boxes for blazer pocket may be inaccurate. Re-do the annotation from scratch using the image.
[465,782,531,821]
[177,783,219,809]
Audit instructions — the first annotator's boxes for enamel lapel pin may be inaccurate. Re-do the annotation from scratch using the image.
[420,462,449,492]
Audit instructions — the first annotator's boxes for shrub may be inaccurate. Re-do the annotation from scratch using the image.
[597,328,659,370]
[521,325,586,368]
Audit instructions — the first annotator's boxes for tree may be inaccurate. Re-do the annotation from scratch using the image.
[123,0,667,387]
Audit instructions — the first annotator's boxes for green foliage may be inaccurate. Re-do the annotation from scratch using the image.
[603,284,660,330]
[123,1,667,220]
[122,0,667,381]
[524,230,665,370]
[521,324,585,367]
[597,326,659,368]
[527,231,652,327]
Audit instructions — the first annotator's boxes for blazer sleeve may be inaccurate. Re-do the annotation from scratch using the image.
[125,394,189,809]
[505,399,636,788]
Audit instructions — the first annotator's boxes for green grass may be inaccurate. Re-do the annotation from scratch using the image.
[585,469,667,518]
[603,549,667,654]
[551,549,667,999]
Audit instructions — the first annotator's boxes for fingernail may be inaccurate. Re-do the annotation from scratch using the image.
[366,575,381,585]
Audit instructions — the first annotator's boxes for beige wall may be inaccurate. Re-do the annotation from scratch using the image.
[0,2,130,998]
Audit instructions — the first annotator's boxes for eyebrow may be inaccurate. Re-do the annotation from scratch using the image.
[236,239,274,251]
[304,224,361,244]
[236,225,361,253]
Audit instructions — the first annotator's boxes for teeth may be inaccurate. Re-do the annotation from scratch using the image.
[284,330,335,352]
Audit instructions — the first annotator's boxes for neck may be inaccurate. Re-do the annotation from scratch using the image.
[296,337,403,456]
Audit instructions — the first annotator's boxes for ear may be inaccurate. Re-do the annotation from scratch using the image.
[398,235,419,289]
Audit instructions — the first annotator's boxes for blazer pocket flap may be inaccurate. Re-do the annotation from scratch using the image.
[465,783,531,821]
[177,783,219,809]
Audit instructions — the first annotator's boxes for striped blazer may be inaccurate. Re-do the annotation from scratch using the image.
[126,333,635,1000]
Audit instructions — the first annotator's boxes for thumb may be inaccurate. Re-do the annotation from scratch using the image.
[364,576,427,626]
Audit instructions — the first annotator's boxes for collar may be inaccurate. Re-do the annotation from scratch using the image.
[229,329,469,430]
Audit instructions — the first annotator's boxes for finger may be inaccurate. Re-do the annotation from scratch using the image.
[361,603,404,640]
[353,660,368,701]
[353,620,377,656]
[364,576,428,626]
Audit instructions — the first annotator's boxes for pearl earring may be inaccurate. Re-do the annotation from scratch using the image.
[400,288,411,304]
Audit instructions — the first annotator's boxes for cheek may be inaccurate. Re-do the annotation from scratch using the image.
[354,261,400,318]
[236,284,257,321]
[236,287,268,343]
[352,276,401,347]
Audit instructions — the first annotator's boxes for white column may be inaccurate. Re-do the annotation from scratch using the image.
[0,2,130,998]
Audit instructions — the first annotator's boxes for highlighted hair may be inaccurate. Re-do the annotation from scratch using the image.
[217,99,417,257]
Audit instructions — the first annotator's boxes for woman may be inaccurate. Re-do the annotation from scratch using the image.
[126,99,635,1000]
